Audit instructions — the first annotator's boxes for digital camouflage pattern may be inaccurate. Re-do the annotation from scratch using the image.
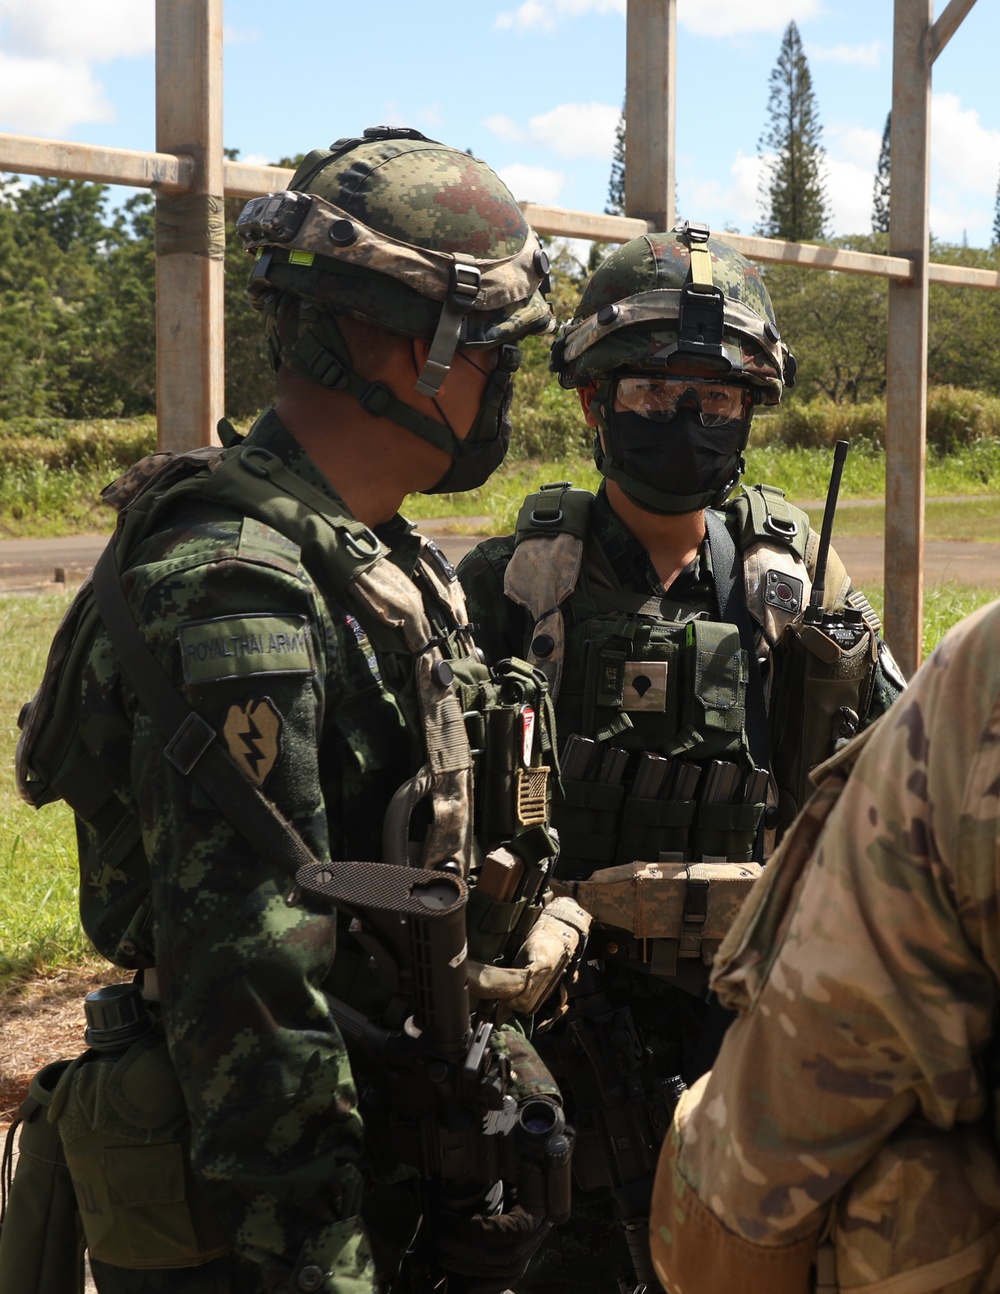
[457,481,904,1294]
[553,231,790,402]
[244,132,554,350]
[651,597,1000,1294]
[73,412,445,1293]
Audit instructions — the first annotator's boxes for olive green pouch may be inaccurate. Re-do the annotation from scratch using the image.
[614,795,696,867]
[49,1029,231,1270]
[552,778,624,876]
[690,800,765,862]
[0,1059,84,1294]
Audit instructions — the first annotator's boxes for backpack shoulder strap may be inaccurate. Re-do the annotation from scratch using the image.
[504,483,594,701]
[726,484,810,562]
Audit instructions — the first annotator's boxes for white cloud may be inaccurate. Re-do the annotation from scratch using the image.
[931,92,1000,198]
[495,0,624,33]
[807,41,883,69]
[0,51,114,136]
[0,0,152,136]
[528,102,620,158]
[676,0,820,37]
[827,124,881,170]
[498,163,565,205]
[0,0,153,62]
[823,155,875,236]
[483,114,526,143]
[679,152,764,236]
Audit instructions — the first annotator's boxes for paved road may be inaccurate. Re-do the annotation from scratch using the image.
[1,527,998,592]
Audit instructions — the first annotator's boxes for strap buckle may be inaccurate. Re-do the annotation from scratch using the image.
[164,713,216,776]
[449,261,482,313]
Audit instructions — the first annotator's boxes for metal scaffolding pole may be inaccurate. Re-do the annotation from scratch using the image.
[884,0,933,677]
[154,0,225,452]
[625,0,675,230]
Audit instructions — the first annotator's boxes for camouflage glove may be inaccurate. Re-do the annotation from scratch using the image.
[467,895,591,1015]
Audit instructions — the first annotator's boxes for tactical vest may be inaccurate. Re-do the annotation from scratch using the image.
[16,431,558,973]
[498,481,876,974]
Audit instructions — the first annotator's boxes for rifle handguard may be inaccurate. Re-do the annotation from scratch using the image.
[467,896,591,1014]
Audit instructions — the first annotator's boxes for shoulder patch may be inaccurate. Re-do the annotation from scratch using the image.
[179,614,314,685]
[223,697,282,786]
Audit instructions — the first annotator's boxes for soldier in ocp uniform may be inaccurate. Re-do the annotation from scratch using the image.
[7,130,589,1294]
[457,225,905,1292]
[651,598,1000,1293]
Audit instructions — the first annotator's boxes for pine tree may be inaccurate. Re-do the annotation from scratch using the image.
[993,165,1000,246]
[872,112,891,234]
[606,99,626,216]
[757,21,828,241]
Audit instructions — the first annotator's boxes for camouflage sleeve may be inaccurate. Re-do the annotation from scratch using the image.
[456,534,530,666]
[650,599,1000,1294]
[123,528,377,1292]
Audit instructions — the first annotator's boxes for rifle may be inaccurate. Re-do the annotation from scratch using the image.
[535,959,685,1294]
[297,860,574,1225]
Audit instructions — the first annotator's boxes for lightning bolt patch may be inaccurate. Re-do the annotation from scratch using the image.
[223,697,282,787]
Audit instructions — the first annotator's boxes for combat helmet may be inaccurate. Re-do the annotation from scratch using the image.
[235,126,554,489]
[551,222,795,402]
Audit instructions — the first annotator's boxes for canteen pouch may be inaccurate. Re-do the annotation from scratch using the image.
[0,1059,84,1294]
[49,1026,231,1269]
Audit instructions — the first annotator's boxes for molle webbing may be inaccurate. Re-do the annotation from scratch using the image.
[504,484,592,702]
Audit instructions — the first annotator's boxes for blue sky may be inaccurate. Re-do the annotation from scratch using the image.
[0,0,998,248]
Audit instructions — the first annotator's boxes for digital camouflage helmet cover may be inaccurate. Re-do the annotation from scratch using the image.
[236,126,555,491]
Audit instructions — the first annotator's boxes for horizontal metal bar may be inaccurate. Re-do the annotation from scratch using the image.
[519,202,650,243]
[0,138,996,293]
[0,133,193,190]
[721,231,914,281]
[224,159,293,199]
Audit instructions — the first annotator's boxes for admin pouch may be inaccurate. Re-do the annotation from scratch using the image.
[46,1021,230,1269]
[553,859,761,977]
[0,1060,85,1294]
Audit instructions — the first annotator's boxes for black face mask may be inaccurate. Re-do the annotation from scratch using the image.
[599,406,749,515]
[422,361,515,495]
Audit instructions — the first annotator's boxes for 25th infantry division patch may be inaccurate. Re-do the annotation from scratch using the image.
[223,697,283,786]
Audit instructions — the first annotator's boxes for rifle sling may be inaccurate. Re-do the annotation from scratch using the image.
[704,508,770,776]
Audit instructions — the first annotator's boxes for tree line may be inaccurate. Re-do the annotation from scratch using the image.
[1,22,999,428]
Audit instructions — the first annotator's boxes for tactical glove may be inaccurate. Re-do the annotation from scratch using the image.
[430,1199,552,1294]
[467,895,591,1015]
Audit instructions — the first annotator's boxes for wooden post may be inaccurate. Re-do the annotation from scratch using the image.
[625,0,675,231]
[154,0,225,452]
[884,0,932,677]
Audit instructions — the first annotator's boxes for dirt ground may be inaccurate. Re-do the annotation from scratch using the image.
[0,965,131,1143]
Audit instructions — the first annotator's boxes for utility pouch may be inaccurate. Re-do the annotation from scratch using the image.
[676,620,747,761]
[554,861,761,976]
[690,800,765,863]
[768,613,878,834]
[49,1026,231,1270]
[465,886,531,966]
[614,795,697,868]
[0,1059,84,1294]
[551,779,624,877]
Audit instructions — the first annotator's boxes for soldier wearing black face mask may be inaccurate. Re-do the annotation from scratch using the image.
[457,223,905,1294]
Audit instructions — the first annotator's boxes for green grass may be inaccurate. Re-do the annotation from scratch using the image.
[0,593,100,991]
[2,580,996,994]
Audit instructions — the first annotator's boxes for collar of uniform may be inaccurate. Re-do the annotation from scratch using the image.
[593,482,710,599]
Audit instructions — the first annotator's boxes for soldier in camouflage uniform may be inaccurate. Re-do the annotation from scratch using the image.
[651,597,1000,1294]
[457,225,905,1292]
[10,129,584,1294]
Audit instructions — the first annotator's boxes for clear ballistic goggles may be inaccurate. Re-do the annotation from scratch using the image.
[614,375,754,427]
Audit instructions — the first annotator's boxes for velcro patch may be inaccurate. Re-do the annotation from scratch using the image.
[179,614,314,685]
[623,661,668,712]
